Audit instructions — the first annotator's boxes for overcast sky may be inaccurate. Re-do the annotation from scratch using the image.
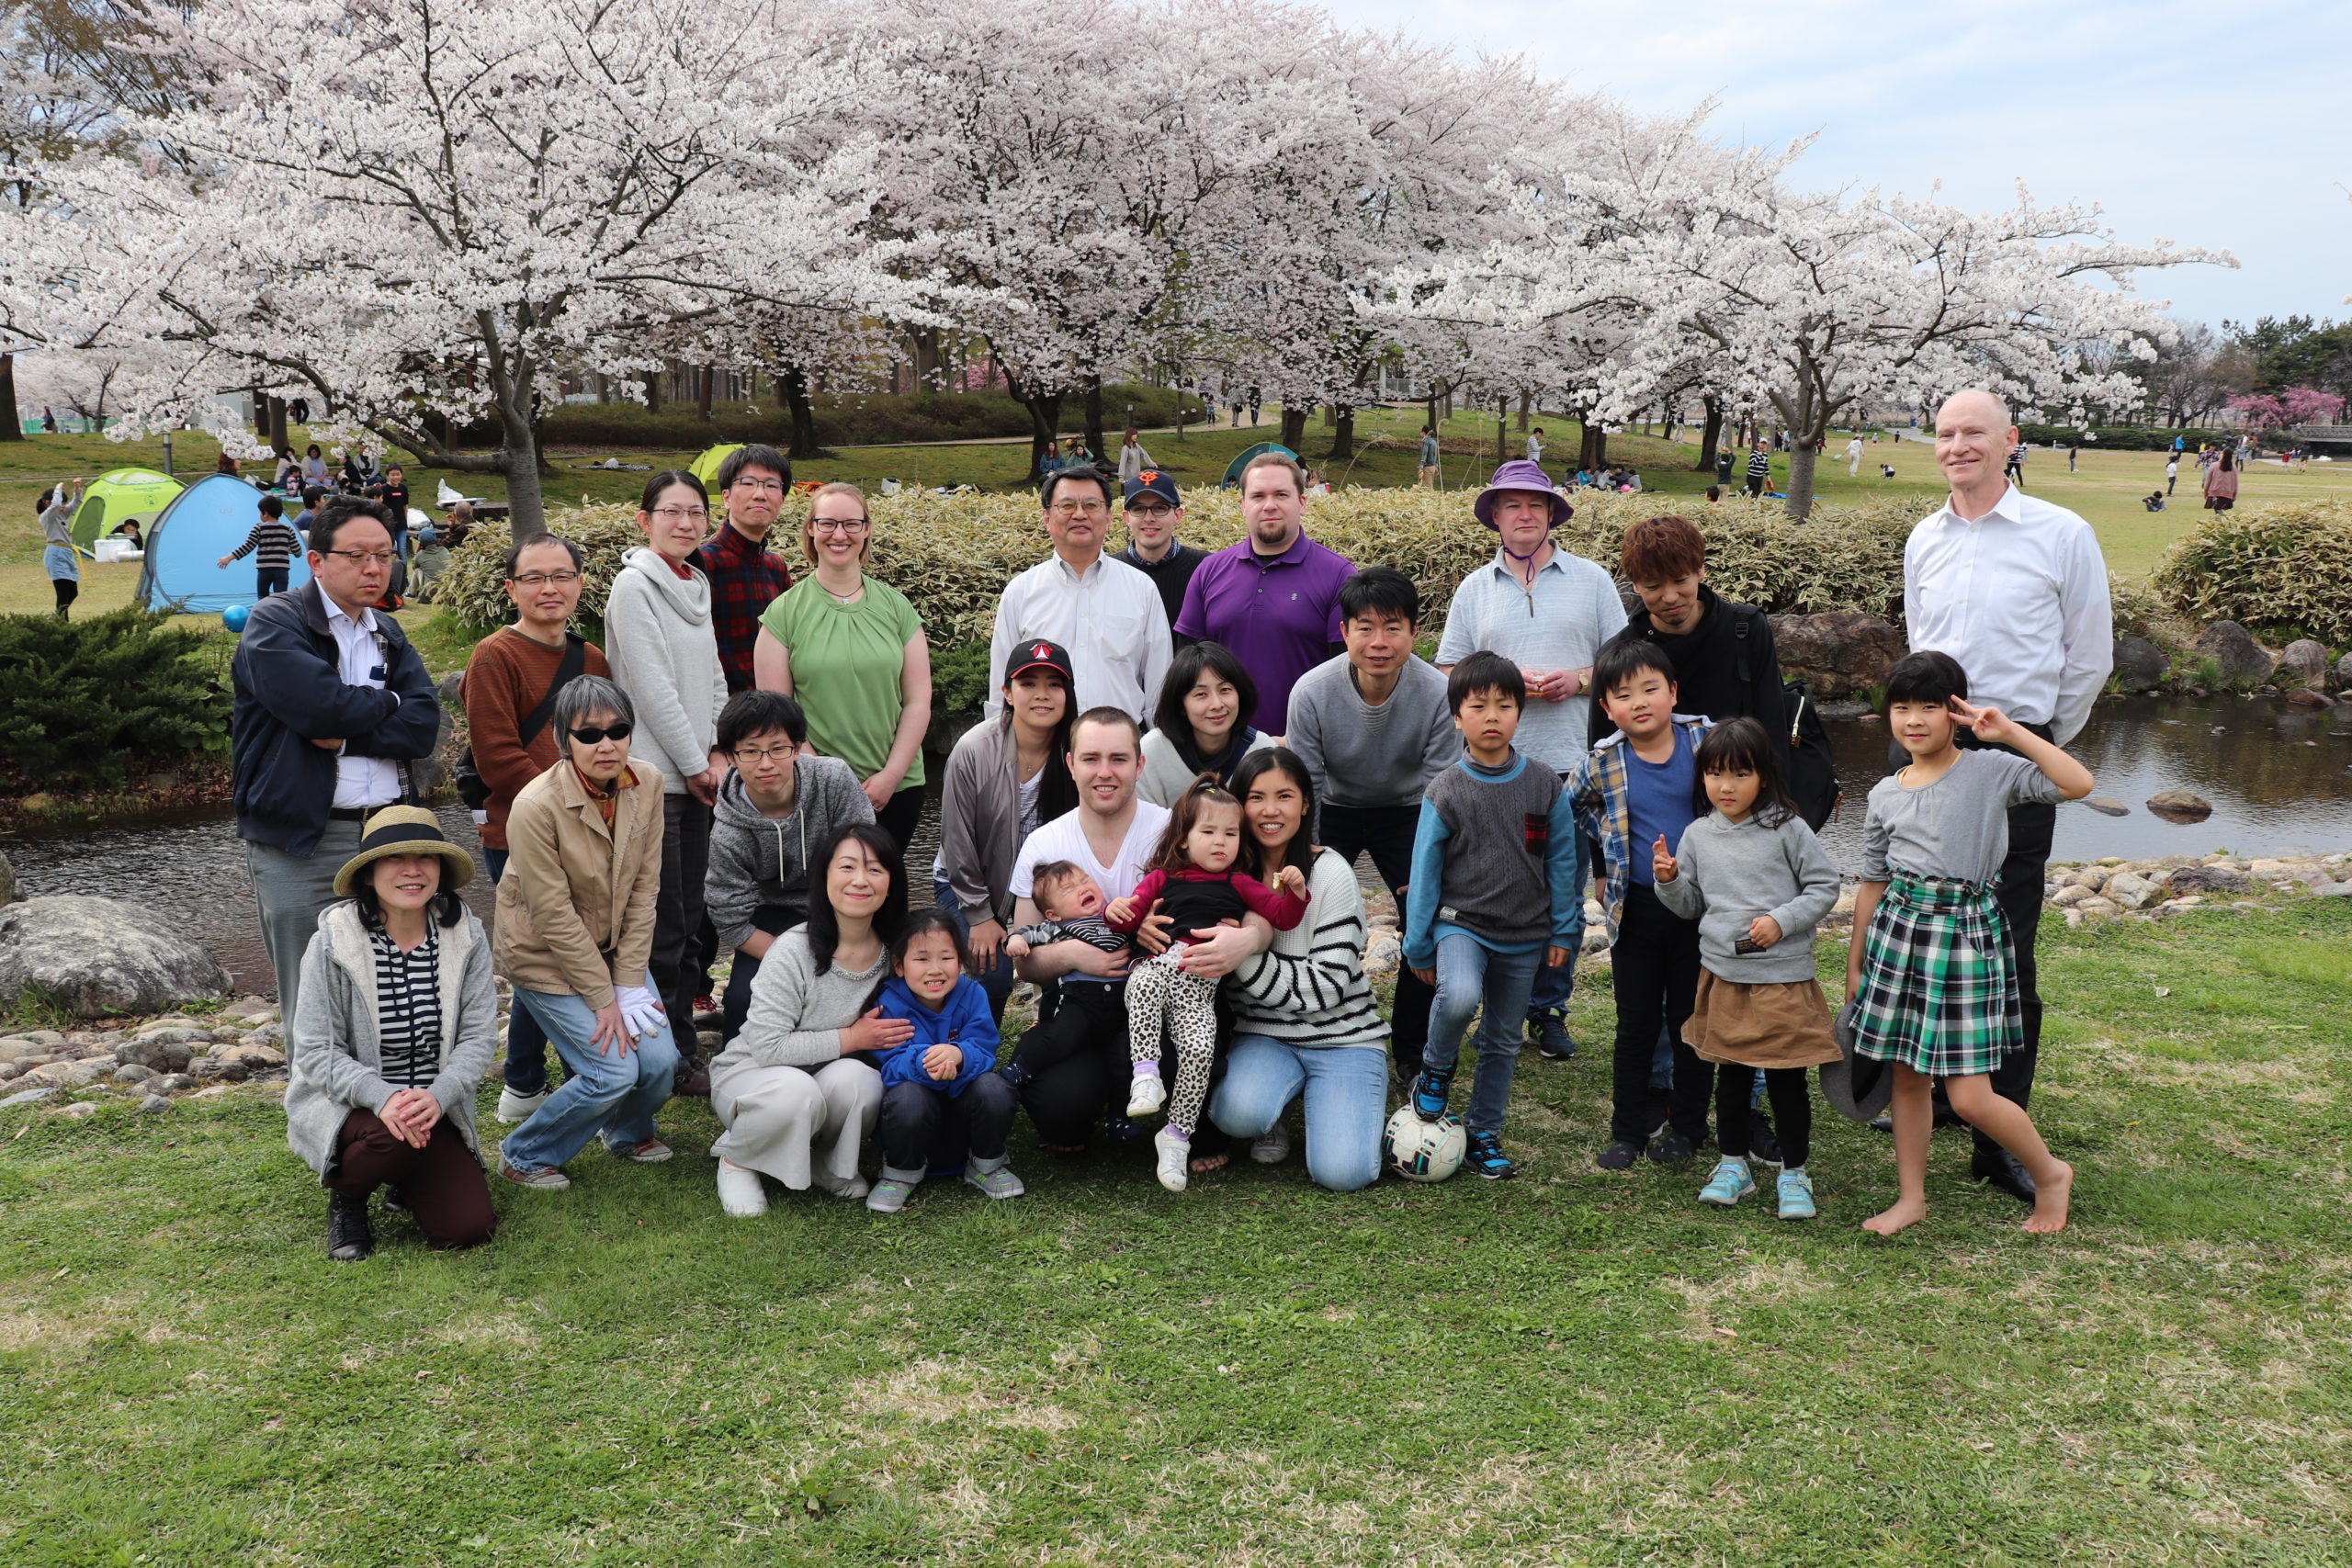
[1334,0,2349,330]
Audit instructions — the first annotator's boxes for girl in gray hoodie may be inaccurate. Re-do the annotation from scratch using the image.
[1655,718,1841,1221]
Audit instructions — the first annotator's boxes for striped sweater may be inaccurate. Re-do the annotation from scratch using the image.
[1227,847,1385,1051]
[226,517,301,571]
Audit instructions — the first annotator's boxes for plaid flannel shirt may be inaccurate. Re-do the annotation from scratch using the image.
[695,523,793,693]
[1566,713,1713,942]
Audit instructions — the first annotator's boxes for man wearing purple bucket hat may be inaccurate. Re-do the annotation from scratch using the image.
[1434,458,1626,1061]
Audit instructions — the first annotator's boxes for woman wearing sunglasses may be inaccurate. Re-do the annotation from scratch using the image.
[492,675,681,1190]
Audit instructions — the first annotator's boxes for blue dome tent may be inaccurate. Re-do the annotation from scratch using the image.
[137,474,313,614]
[1220,441,1300,488]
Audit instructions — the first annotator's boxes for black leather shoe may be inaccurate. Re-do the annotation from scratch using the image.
[327,1191,375,1262]
[1869,1115,1894,1134]
[1971,1148,2037,1203]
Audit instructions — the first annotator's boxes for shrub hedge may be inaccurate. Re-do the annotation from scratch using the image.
[527,384,1202,453]
[2018,423,2233,453]
[2152,500,2352,647]
[0,608,232,785]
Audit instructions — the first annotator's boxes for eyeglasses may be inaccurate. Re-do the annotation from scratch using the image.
[731,744,798,763]
[507,570,582,587]
[810,517,869,535]
[650,506,709,525]
[570,723,634,744]
[729,479,785,494]
[324,549,395,567]
[1125,505,1174,521]
[1049,500,1107,517]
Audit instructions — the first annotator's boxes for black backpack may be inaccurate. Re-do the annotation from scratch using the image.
[1731,613,1842,830]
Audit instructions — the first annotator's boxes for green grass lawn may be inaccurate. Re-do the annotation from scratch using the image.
[4,901,2347,1566]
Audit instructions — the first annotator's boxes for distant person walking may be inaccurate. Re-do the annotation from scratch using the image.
[39,477,84,617]
[1418,426,1441,489]
[1117,428,1155,487]
[219,494,302,598]
[2066,444,2079,473]
[2202,448,2239,512]
[1846,435,1864,477]
[2165,456,2180,495]
[1525,426,1546,464]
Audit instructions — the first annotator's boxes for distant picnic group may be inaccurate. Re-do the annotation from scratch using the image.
[229,392,2110,1262]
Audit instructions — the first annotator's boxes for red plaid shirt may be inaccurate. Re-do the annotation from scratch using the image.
[695,523,794,692]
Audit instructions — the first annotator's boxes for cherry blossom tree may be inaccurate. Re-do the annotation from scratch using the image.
[2227,386,2346,433]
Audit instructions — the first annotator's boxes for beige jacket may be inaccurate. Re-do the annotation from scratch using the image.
[494,761,665,1010]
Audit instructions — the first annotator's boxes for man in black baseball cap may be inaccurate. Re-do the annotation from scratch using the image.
[1114,468,1206,630]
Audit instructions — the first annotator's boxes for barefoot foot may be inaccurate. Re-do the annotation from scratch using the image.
[1862,1198,1927,1236]
[1190,1152,1229,1175]
[2023,1159,2074,1234]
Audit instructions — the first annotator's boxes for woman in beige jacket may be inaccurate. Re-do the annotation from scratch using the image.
[494,675,680,1189]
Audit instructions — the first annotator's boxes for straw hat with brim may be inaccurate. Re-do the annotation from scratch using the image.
[333,806,478,897]
[1472,457,1574,529]
[1818,996,1894,1123]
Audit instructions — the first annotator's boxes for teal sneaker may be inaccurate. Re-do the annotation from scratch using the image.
[1777,1166,1817,1221]
[1698,1156,1756,1207]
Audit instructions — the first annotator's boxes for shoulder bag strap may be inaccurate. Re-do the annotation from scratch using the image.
[518,634,587,749]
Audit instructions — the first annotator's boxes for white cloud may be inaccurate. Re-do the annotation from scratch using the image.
[1329,0,2351,323]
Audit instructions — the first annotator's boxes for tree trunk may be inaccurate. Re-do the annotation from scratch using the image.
[910,328,941,392]
[644,363,662,413]
[1084,379,1107,469]
[1694,397,1724,472]
[696,365,714,423]
[1773,381,1830,521]
[0,353,21,442]
[1578,420,1607,471]
[777,367,826,460]
[1279,405,1307,454]
[266,395,289,454]
[1660,402,1678,442]
[1329,404,1355,461]
[1495,397,1508,466]
[1516,391,1531,433]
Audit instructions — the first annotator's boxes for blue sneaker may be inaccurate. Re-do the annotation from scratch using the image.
[1698,1156,1756,1207]
[1527,1010,1576,1061]
[1777,1166,1817,1221]
[1464,1132,1517,1179]
[1410,1067,1454,1122]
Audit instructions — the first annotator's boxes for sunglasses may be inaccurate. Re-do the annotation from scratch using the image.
[570,723,634,744]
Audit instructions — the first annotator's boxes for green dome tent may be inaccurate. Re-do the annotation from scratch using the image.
[1220,441,1300,489]
[688,444,742,493]
[69,468,185,555]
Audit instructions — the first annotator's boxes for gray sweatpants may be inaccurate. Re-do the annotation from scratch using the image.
[244,819,362,1032]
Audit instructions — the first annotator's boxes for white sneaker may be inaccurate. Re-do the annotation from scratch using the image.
[495,1086,550,1123]
[1153,1125,1190,1192]
[818,1170,872,1201]
[1127,1072,1168,1117]
[716,1160,767,1217]
[1250,1123,1292,1165]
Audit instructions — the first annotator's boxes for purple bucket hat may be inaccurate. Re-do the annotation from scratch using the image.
[1472,458,1574,529]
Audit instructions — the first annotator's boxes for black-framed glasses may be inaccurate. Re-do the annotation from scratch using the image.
[324,548,395,567]
[570,723,633,744]
[507,570,582,587]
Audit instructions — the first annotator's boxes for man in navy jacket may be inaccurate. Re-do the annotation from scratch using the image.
[232,497,440,1026]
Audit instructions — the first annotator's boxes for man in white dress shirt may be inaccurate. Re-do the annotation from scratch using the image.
[987,468,1170,724]
[1901,389,2111,1202]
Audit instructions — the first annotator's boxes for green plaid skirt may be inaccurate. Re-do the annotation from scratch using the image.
[1849,870,2022,1077]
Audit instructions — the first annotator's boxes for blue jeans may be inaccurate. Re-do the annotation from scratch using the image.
[1422,933,1543,1138]
[499,988,678,1174]
[485,849,552,1093]
[255,566,289,596]
[1527,828,1588,1022]
[1208,1035,1387,1191]
[933,874,1016,1022]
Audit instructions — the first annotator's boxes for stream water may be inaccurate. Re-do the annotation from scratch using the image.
[6,694,2344,998]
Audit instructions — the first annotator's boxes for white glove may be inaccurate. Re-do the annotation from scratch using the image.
[615,985,667,1042]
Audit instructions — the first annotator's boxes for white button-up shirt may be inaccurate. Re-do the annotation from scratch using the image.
[987,550,1171,723]
[1903,483,2112,746]
[1434,546,1628,773]
[324,598,404,810]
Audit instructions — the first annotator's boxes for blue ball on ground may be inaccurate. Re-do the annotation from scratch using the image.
[221,604,251,632]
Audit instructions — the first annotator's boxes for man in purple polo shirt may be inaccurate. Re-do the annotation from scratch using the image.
[1172,449,1354,734]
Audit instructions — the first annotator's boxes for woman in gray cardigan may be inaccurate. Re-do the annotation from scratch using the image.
[286,808,499,1261]
[708,823,911,1215]
[933,639,1076,1021]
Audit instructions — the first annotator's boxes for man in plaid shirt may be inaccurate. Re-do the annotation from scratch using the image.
[695,443,794,694]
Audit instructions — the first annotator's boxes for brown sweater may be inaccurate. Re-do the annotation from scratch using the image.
[458,626,611,850]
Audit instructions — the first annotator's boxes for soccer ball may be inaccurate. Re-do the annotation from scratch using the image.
[1384,1104,1465,1182]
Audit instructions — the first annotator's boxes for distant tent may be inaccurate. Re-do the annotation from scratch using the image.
[137,474,313,613]
[1220,442,1300,489]
[68,468,184,556]
[688,444,742,493]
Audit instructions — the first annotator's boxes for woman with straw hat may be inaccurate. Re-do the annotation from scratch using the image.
[285,807,499,1263]
[493,675,680,1190]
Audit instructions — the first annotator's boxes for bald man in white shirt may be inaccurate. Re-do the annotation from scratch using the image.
[1900,389,2111,1203]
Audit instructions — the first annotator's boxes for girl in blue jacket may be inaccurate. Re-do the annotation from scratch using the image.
[863,911,1024,1213]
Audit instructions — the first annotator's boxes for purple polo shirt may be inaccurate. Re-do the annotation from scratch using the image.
[1172,530,1355,731]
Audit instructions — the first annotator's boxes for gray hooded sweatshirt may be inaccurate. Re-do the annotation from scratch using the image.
[705,757,874,953]
[603,545,728,795]
[1653,807,1841,985]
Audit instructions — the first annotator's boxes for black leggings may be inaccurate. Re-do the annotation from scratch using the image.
[1715,1062,1811,1168]
[52,577,78,616]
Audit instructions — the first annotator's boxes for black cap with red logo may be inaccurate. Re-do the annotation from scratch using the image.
[1003,638,1074,688]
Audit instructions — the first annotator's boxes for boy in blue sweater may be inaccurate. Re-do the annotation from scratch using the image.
[1404,652,1583,1179]
[1567,638,1713,1171]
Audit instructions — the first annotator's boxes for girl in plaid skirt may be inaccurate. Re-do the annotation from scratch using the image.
[1846,653,2092,1236]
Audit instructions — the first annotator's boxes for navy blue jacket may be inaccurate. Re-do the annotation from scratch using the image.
[232,581,440,857]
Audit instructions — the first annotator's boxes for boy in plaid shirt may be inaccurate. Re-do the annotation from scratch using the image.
[1567,638,1713,1171]
[1848,651,2090,1236]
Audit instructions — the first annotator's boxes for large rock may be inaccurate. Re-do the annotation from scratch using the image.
[2112,635,2169,690]
[0,897,232,1020]
[2278,640,2329,690]
[0,847,17,907]
[2192,622,2274,687]
[2335,653,2352,694]
[1769,612,1906,698]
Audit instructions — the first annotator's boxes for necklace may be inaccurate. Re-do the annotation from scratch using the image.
[821,572,864,604]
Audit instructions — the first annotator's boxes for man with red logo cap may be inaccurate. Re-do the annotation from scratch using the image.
[1114,469,1207,630]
